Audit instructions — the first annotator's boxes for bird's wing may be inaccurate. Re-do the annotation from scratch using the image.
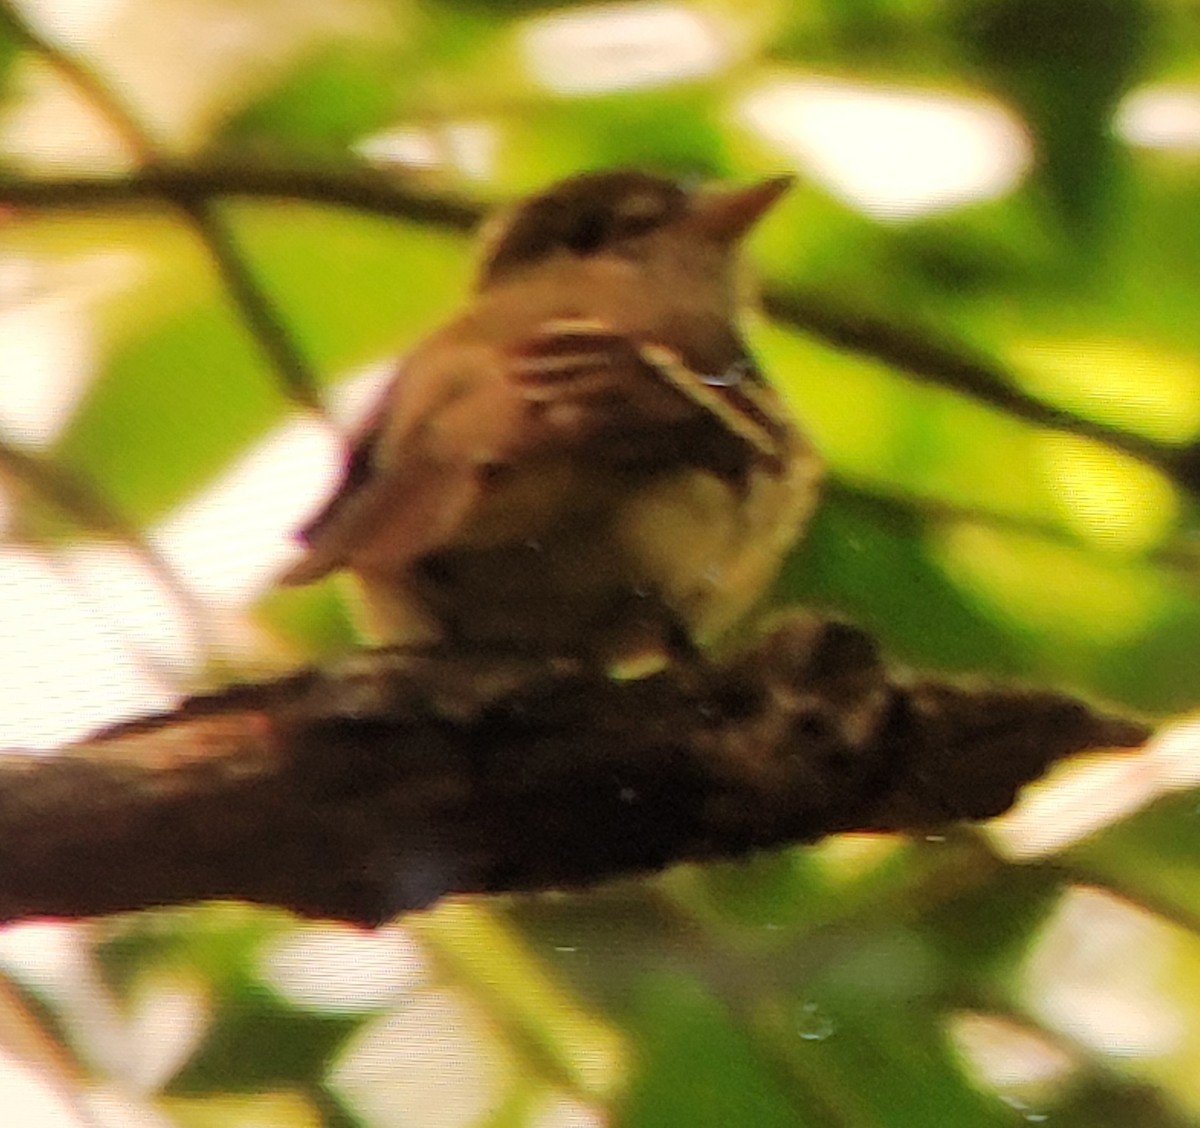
[281,320,791,585]
[511,318,792,475]
[279,341,511,585]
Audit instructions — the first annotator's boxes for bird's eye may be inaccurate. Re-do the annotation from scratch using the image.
[563,210,609,254]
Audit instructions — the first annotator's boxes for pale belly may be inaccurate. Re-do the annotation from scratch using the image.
[361,446,819,661]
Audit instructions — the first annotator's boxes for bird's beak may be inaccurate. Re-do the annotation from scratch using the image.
[684,175,794,242]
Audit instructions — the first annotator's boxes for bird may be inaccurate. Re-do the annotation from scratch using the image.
[280,168,822,668]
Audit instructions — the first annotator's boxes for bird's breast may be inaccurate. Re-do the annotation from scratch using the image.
[403,426,818,657]
[614,433,819,642]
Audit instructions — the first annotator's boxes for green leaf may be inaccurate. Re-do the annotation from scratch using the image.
[955,0,1153,238]
[1066,790,1200,932]
[753,979,1014,1128]
[1052,1077,1200,1128]
[54,300,284,523]
[219,46,410,157]
[621,975,821,1128]
[215,204,471,376]
[169,999,360,1095]
[916,862,1063,979]
[0,19,20,100]
[779,492,1033,678]
[503,90,731,193]
[95,904,291,998]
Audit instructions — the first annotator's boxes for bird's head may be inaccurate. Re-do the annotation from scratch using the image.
[475,169,793,290]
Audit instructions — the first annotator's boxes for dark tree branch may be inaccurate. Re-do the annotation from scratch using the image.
[0,617,1148,927]
[2,162,1196,496]
[824,477,1200,576]
[760,288,1200,493]
[0,163,483,229]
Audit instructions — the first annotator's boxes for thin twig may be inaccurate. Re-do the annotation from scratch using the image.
[0,4,334,418]
[0,437,211,662]
[761,287,1199,493]
[0,0,154,162]
[0,6,224,660]
[824,477,1200,579]
[178,197,328,416]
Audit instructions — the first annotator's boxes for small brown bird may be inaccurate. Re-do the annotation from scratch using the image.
[282,169,821,665]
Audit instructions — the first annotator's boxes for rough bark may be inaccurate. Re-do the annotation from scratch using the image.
[0,616,1148,926]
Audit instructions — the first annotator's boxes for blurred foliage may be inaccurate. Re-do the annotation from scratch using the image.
[3,0,1200,1124]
